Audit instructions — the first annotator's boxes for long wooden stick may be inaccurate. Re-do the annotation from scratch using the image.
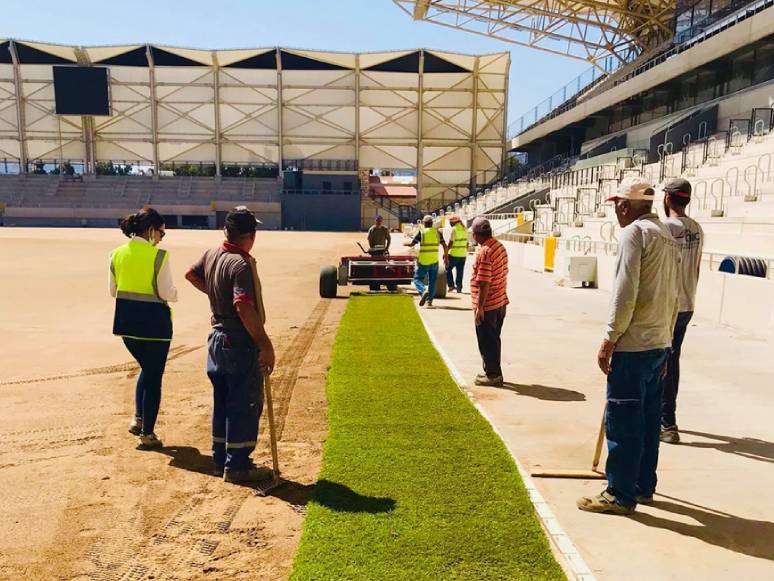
[530,405,607,479]
[264,373,281,482]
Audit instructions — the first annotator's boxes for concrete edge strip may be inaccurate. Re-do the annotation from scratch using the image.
[415,303,597,581]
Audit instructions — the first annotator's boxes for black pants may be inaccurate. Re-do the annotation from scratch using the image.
[123,338,170,435]
[475,306,507,378]
[661,311,693,429]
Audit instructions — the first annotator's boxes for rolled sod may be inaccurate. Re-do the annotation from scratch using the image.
[291,295,565,581]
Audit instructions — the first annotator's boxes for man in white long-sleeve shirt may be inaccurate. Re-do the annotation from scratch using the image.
[578,177,680,515]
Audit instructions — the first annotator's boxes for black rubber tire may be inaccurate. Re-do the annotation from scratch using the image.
[319,265,338,298]
[386,283,398,292]
[435,264,448,299]
[751,258,766,278]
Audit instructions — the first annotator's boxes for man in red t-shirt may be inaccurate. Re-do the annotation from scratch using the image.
[470,217,509,386]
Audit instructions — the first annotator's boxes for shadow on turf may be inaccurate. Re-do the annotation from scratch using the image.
[499,382,586,402]
[631,494,774,561]
[159,448,396,513]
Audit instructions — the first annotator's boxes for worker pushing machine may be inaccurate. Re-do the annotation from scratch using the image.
[446,214,469,293]
[186,207,276,483]
[406,214,448,307]
[367,215,391,254]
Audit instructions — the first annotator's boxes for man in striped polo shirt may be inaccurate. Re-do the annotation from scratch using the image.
[470,217,509,387]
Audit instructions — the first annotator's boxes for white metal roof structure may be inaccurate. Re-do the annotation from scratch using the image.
[0,40,508,205]
[393,0,674,66]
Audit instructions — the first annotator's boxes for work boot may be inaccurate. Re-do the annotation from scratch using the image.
[577,490,634,515]
[212,464,225,477]
[128,416,143,436]
[635,495,654,505]
[138,433,163,449]
[419,291,430,306]
[426,300,434,308]
[223,464,274,483]
[474,374,503,387]
[660,426,680,444]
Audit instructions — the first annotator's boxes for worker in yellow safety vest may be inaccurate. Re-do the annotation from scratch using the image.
[109,208,178,449]
[446,214,469,293]
[405,214,448,307]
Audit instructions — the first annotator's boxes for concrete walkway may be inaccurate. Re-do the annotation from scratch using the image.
[417,261,774,580]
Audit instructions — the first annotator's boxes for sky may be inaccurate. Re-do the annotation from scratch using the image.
[0,0,589,128]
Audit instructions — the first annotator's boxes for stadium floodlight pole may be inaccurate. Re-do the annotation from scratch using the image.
[8,40,28,174]
[146,45,160,179]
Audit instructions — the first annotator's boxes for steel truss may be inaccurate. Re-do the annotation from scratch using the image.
[393,0,674,66]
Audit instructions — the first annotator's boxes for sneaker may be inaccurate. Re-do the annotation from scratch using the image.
[456,287,463,293]
[577,490,634,515]
[138,433,163,449]
[474,374,504,387]
[223,465,274,483]
[426,300,433,308]
[419,291,430,306]
[635,495,654,505]
[660,426,680,444]
[128,416,143,436]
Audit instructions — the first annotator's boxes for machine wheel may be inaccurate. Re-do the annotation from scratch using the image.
[320,265,338,298]
[434,264,447,299]
[386,283,398,292]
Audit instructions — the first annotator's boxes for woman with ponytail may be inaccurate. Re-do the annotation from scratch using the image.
[109,208,177,449]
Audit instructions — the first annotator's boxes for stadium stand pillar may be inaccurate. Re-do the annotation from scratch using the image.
[8,41,28,174]
[212,51,222,177]
[146,44,161,178]
[469,56,479,195]
[275,48,284,173]
[416,50,425,200]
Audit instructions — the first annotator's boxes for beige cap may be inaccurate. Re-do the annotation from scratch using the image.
[448,214,461,225]
[608,176,655,202]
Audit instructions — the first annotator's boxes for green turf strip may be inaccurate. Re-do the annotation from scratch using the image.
[290,295,565,581]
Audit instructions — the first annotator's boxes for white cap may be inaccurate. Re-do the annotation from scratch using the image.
[608,176,655,202]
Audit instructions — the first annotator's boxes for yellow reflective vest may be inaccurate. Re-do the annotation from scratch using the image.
[418,227,440,266]
[111,239,172,341]
[449,223,468,258]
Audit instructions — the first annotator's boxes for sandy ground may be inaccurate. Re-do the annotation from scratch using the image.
[420,261,774,581]
[0,228,363,580]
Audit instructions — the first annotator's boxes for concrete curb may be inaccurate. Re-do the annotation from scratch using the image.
[415,303,597,581]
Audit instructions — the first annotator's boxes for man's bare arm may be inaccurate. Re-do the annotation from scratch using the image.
[185,270,207,294]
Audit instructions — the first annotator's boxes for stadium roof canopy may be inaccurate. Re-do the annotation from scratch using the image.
[0,40,508,207]
[393,0,674,66]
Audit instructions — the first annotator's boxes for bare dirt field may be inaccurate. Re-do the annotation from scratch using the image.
[0,227,363,580]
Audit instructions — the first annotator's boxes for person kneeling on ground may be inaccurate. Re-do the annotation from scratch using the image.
[405,214,448,307]
[110,208,177,450]
[185,207,276,483]
[470,217,509,387]
[578,177,680,515]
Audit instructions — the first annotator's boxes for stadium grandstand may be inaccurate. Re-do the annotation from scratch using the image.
[394,0,774,332]
[0,41,507,230]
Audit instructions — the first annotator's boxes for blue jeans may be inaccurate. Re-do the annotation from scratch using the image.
[605,349,668,507]
[123,338,170,436]
[207,329,263,471]
[446,256,466,291]
[662,311,693,428]
[414,262,439,299]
